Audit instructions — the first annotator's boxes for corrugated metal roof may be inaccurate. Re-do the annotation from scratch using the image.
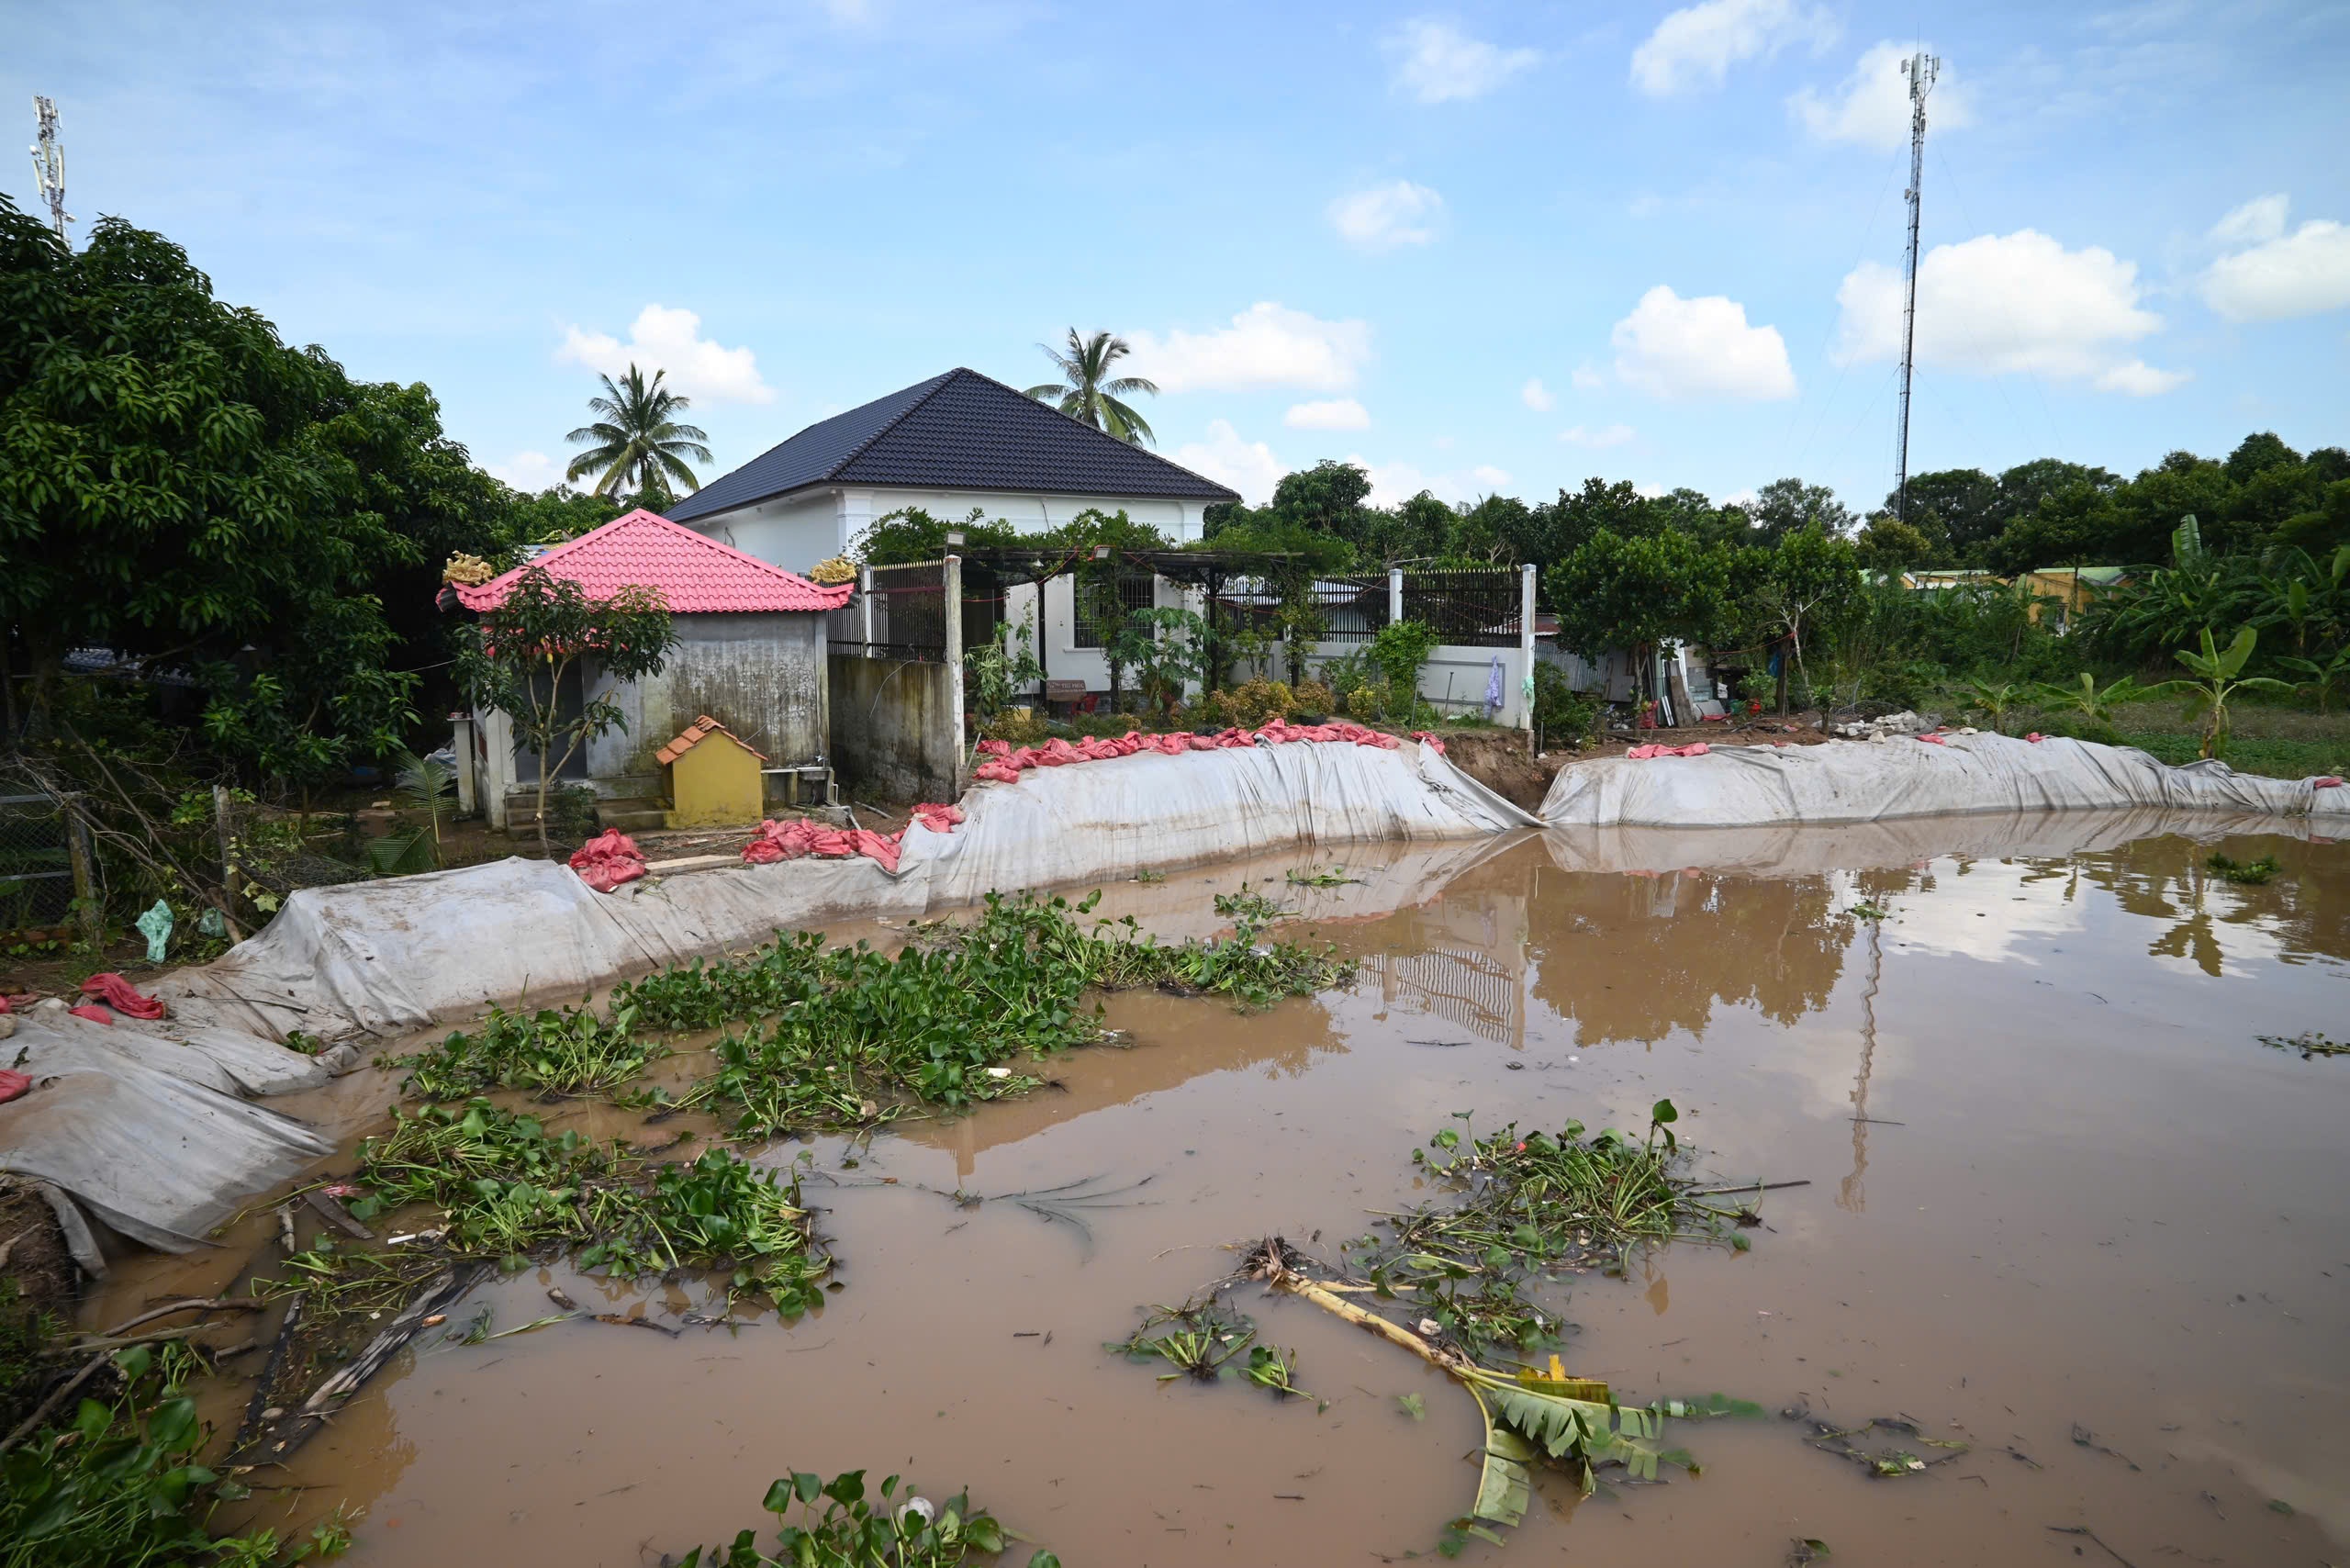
[453,509,852,614]
[665,367,1239,524]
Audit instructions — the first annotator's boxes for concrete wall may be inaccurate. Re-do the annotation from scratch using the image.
[829,654,962,804]
[581,611,830,782]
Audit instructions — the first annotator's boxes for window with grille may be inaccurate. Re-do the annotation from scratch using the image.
[1074,573,1156,648]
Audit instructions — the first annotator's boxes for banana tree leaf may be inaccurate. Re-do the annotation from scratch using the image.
[1473,1422,1537,1528]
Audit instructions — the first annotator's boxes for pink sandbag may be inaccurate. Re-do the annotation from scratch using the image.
[0,1069,28,1104]
[68,1005,114,1025]
[910,802,966,832]
[568,829,647,892]
[2025,733,2045,743]
[1410,731,1447,755]
[1916,733,1948,746]
[2315,777,2343,789]
[975,739,1013,758]
[81,972,167,1020]
[974,761,1023,783]
[1626,742,1710,760]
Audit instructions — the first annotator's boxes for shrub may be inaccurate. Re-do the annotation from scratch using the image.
[1190,691,1231,731]
[981,710,1048,745]
[1225,678,1292,728]
[1531,663,1595,745]
[1345,685,1384,720]
[1291,679,1335,718]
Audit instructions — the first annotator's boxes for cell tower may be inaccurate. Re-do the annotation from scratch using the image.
[28,95,71,243]
[1894,52,1939,526]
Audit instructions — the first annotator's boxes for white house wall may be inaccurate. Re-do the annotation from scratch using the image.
[683,486,1205,573]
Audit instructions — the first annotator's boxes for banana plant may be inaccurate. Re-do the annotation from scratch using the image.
[2031,671,2156,722]
[2279,645,2350,715]
[1960,678,2026,735]
[2148,625,2296,759]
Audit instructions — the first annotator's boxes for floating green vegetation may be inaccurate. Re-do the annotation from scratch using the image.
[2206,851,2282,885]
[658,893,1351,1137]
[1284,865,1360,888]
[1212,885,1292,923]
[0,1343,353,1568]
[393,1002,670,1101]
[677,1469,1057,1568]
[349,1100,824,1312]
[1345,1103,1750,1360]
[1110,1300,1259,1383]
[1805,1415,1970,1477]
[2258,1030,2348,1059]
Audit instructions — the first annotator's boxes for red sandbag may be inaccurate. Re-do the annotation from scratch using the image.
[1916,733,1948,746]
[568,829,647,893]
[2315,777,2343,789]
[910,802,965,832]
[974,761,1023,783]
[1626,742,1710,760]
[80,972,167,1020]
[68,1005,114,1025]
[975,739,1013,758]
[0,1070,28,1104]
[1410,731,1447,754]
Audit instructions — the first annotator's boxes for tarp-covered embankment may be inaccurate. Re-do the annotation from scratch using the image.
[1538,731,2349,829]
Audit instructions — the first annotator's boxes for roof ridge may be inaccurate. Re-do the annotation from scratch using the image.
[641,510,834,592]
[823,368,963,479]
[935,365,1242,488]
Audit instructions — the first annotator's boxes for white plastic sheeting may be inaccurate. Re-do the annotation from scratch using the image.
[1539,732,2350,829]
[155,739,1527,1047]
[0,1015,335,1249]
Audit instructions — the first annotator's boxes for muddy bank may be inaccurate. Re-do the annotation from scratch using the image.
[1443,721,1825,809]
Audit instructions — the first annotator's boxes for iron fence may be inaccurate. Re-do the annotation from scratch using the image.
[1401,569,1521,647]
[1208,575,1392,644]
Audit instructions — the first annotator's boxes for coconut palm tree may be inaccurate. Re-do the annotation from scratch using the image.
[1023,330,1159,446]
[564,365,715,502]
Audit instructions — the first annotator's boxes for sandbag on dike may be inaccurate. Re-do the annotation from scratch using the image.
[1539,730,2350,829]
[154,736,1532,1047]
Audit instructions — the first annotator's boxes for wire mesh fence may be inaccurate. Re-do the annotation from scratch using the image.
[0,790,80,933]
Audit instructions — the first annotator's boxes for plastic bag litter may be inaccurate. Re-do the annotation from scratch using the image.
[135,899,173,961]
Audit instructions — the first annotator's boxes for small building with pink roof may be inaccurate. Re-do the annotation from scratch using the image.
[445,508,851,832]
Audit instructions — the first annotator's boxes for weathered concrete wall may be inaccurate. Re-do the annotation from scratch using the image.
[829,654,961,803]
[586,612,829,782]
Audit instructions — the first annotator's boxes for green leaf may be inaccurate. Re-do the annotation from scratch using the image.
[1472,1425,1537,1528]
[147,1397,199,1453]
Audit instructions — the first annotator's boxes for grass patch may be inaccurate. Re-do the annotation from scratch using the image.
[391,1003,670,1101]
[677,1469,1056,1568]
[1342,1104,1749,1360]
[347,1100,825,1312]
[643,892,1352,1137]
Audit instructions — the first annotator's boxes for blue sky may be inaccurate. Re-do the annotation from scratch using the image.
[10,0,2348,517]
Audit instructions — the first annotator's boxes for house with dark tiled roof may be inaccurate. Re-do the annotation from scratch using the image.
[666,368,1237,695]
[443,510,849,831]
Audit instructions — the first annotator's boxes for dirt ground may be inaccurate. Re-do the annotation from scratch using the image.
[1439,719,1830,810]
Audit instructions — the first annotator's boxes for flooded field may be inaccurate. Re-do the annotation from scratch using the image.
[95,816,2350,1567]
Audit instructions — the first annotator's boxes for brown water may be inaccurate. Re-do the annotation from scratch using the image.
[95,820,2350,1567]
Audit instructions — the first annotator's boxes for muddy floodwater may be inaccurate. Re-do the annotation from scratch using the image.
[97,816,2350,1566]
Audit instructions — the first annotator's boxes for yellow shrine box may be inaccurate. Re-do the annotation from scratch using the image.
[656,715,767,828]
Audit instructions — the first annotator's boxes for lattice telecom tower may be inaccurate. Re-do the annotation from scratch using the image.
[1894,52,1940,526]
[28,95,71,242]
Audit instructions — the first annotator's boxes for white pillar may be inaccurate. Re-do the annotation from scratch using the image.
[452,713,478,817]
[944,554,967,789]
[859,564,875,656]
[1387,566,1404,626]
[482,708,515,832]
[1517,563,1537,734]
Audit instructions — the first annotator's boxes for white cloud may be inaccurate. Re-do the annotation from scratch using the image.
[1792,42,1973,149]
[1833,229,2180,390]
[1559,422,1638,448]
[1328,180,1445,248]
[1347,456,1509,507]
[2095,359,2193,396]
[1284,398,1371,431]
[488,450,565,490]
[1126,303,1373,392]
[555,304,775,404]
[1386,18,1539,104]
[1172,420,1284,505]
[1572,363,1605,390]
[1520,377,1555,411]
[2202,201,2350,322]
[1610,286,1797,401]
[1631,0,1835,95]
[2210,194,2288,246]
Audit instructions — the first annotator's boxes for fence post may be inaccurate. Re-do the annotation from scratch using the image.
[859,565,875,656]
[1387,566,1404,627]
[943,554,967,790]
[1518,564,1537,741]
[64,794,99,949]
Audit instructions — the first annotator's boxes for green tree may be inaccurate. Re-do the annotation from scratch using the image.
[851,505,1023,565]
[1854,513,1934,573]
[1749,477,1852,544]
[2224,431,2300,485]
[2147,624,2296,759]
[564,365,713,502]
[1447,493,1531,565]
[1023,329,1159,446]
[1743,525,1861,712]
[511,485,624,545]
[1547,530,1739,711]
[453,567,678,852]
[1884,468,1998,556]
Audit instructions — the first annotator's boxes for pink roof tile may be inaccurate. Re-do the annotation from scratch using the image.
[451,509,853,614]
